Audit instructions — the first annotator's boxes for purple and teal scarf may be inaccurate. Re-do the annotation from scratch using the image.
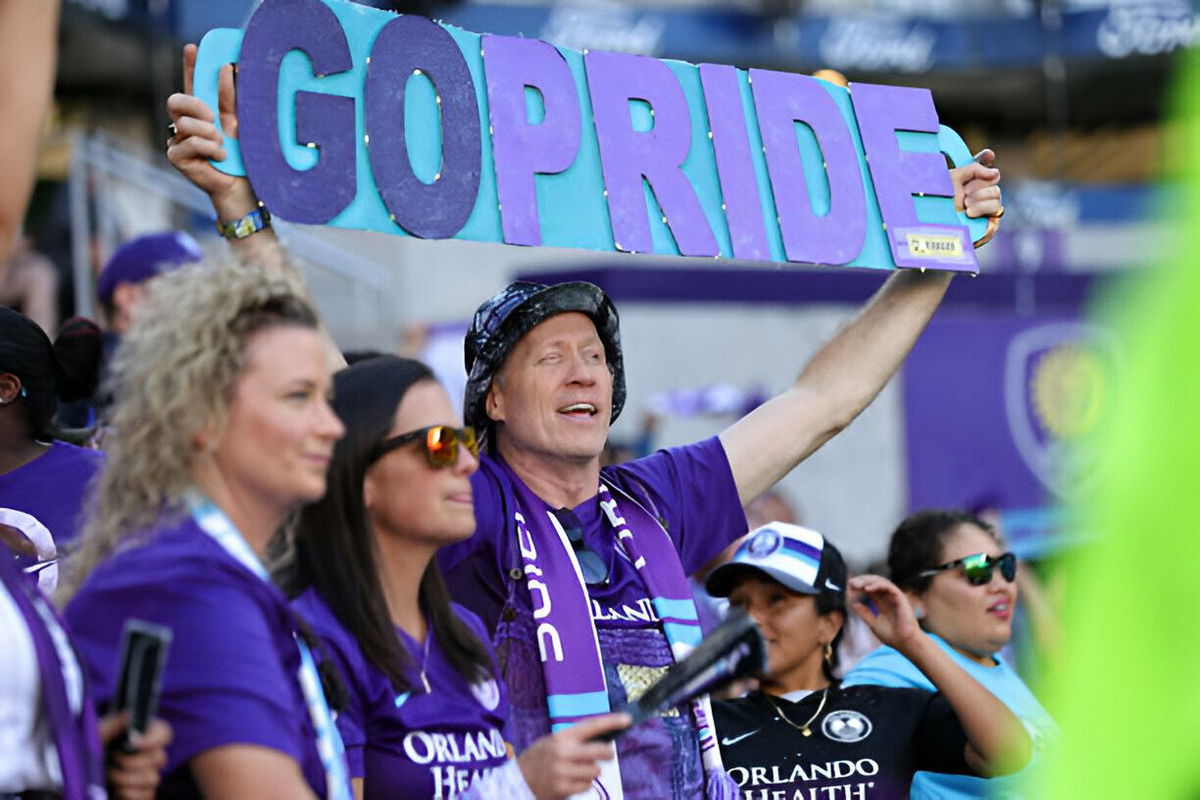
[500,460,734,800]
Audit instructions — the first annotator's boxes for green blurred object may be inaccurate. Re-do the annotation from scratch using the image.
[1036,50,1200,799]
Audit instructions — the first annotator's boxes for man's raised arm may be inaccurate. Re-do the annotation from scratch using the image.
[720,155,1002,505]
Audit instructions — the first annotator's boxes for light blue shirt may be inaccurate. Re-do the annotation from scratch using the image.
[842,633,1055,800]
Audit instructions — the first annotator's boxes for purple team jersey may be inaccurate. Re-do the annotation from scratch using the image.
[65,516,327,797]
[438,436,747,800]
[293,589,512,800]
[0,551,104,799]
[0,442,103,580]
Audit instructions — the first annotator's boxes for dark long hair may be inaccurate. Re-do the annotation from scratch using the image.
[279,355,492,693]
[0,308,100,441]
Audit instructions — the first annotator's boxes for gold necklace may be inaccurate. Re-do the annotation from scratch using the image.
[763,687,829,737]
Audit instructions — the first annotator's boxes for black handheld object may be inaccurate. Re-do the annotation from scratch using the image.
[596,609,765,741]
[112,619,172,753]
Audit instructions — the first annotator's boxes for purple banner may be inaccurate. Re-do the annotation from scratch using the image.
[903,313,1119,519]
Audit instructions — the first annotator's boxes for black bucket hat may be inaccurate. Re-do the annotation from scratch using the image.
[463,281,625,434]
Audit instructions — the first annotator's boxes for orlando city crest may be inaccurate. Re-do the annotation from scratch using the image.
[1003,321,1119,500]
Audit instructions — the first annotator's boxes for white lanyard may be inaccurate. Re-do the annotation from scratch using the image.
[190,497,352,800]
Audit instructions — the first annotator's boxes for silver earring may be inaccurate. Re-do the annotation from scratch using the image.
[914,606,926,620]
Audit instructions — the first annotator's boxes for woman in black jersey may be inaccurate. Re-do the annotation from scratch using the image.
[707,523,1030,800]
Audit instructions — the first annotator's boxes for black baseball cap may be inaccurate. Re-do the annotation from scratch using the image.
[706,523,848,603]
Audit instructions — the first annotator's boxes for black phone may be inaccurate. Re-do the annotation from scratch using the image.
[112,619,172,753]
[594,609,765,741]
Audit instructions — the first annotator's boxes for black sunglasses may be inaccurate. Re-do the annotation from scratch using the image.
[368,425,478,468]
[918,552,1017,586]
[552,508,609,586]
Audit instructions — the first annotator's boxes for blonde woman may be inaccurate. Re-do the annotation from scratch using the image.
[62,260,352,799]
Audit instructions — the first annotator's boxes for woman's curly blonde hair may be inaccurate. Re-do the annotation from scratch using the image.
[60,259,320,600]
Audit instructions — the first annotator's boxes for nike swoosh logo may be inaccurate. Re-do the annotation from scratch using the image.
[721,729,759,746]
[825,579,841,591]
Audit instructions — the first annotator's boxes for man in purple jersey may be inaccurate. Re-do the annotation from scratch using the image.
[435,217,1001,800]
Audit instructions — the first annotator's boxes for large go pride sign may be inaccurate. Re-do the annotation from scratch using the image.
[196,0,987,270]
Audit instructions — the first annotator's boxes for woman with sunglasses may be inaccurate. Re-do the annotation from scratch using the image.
[843,509,1055,799]
[279,355,626,800]
[708,522,1031,800]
